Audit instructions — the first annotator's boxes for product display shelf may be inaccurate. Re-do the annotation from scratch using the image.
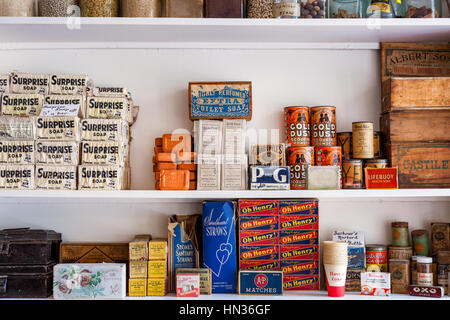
[0,17,449,49]
[0,189,450,203]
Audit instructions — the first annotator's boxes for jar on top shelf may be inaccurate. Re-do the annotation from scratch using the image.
[364,0,395,17]
[248,0,273,18]
[404,0,442,17]
[80,0,119,17]
[38,0,79,17]
[273,0,301,18]
[329,0,362,17]
[206,0,245,18]
[166,0,204,18]
[0,0,36,16]
[121,0,162,17]
[300,0,327,18]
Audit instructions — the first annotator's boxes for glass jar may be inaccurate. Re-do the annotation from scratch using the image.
[248,0,273,18]
[38,0,79,17]
[300,0,326,18]
[80,0,119,17]
[0,0,36,16]
[404,0,441,17]
[206,0,245,18]
[166,0,204,17]
[121,0,162,17]
[273,0,301,18]
[365,0,395,17]
[417,256,433,286]
[329,0,361,17]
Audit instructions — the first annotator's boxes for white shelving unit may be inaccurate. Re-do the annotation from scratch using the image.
[0,17,449,300]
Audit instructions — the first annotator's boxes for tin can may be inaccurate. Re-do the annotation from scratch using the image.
[342,159,363,189]
[337,132,352,158]
[287,146,314,190]
[388,246,413,260]
[315,146,342,166]
[391,221,409,247]
[364,159,389,169]
[310,106,336,147]
[366,245,388,272]
[389,259,410,294]
[284,106,310,146]
[373,131,382,158]
[352,122,374,159]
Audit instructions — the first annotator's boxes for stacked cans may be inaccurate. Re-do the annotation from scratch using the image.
[337,124,388,189]
[284,106,340,189]
[238,199,320,291]
[0,72,135,190]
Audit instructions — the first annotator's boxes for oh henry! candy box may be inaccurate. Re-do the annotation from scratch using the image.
[240,230,279,246]
[239,200,279,216]
[283,275,319,291]
[239,260,280,271]
[240,246,280,261]
[239,215,279,231]
[279,245,319,260]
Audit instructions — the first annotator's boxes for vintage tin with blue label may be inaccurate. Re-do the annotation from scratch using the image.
[250,166,290,190]
[189,82,252,120]
[238,270,283,295]
[202,201,238,293]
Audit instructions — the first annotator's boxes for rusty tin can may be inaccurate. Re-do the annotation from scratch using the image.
[337,132,352,158]
[315,146,342,166]
[284,106,310,147]
[352,121,374,159]
[364,159,389,169]
[388,246,413,260]
[373,131,382,158]
[310,106,337,147]
[342,159,363,189]
[389,259,410,294]
[287,146,314,190]
[366,245,388,272]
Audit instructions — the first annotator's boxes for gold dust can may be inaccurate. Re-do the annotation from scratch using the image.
[284,106,310,146]
[337,132,352,158]
[287,146,314,190]
[342,159,363,189]
[352,121,374,159]
[315,146,342,166]
[310,106,337,147]
[373,131,382,158]
[364,159,389,169]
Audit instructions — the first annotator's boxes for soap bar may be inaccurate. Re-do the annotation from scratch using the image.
[35,165,77,190]
[195,120,223,156]
[85,96,132,124]
[36,116,80,141]
[1,94,43,117]
[80,119,129,142]
[78,165,125,190]
[81,141,128,166]
[160,169,190,190]
[53,263,126,300]
[0,75,9,94]
[162,133,192,153]
[250,166,290,190]
[90,86,130,98]
[307,166,340,190]
[0,140,35,164]
[42,95,84,117]
[0,117,35,140]
[49,74,91,95]
[0,164,35,189]
[197,155,221,190]
[10,72,49,95]
[221,155,247,190]
[35,141,79,165]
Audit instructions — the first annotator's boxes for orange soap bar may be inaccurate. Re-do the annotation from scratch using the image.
[160,170,190,190]
[154,146,162,154]
[155,137,162,147]
[189,171,196,181]
[155,181,160,190]
[152,156,157,164]
[155,172,161,181]
[189,181,196,190]
[178,152,196,162]
[157,162,177,171]
[153,165,157,172]
[178,163,197,171]
[162,134,192,153]
[156,153,177,163]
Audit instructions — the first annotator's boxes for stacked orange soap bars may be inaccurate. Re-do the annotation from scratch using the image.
[153,134,197,190]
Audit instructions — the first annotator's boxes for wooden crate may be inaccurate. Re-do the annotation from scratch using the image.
[386,142,450,188]
[381,77,450,113]
[60,243,129,263]
[380,43,450,84]
[380,109,450,143]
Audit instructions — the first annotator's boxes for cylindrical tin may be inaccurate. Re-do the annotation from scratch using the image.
[284,106,310,146]
[342,159,363,189]
[388,246,413,260]
[366,245,388,272]
[364,159,389,169]
[411,256,418,285]
[373,131,382,158]
[310,106,337,147]
[287,146,314,190]
[389,259,410,294]
[337,132,352,158]
[315,146,342,166]
[352,121,374,159]
[412,229,430,256]
[391,222,409,247]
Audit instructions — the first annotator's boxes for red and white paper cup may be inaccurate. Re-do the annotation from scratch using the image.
[323,241,348,297]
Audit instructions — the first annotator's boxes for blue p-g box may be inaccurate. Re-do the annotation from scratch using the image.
[250,166,290,190]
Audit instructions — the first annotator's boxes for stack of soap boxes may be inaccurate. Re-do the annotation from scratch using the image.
[0,72,134,190]
[238,199,320,291]
[128,235,168,297]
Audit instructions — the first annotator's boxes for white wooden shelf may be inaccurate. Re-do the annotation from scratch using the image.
[0,17,449,49]
[0,189,450,203]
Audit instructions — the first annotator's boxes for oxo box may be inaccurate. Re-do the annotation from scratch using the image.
[238,199,319,290]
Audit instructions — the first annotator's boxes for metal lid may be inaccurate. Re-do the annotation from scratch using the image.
[366,159,389,163]
[417,256,432,264]
[366,244,387,251]
[343,159,363,163]
[389,246,412,250]
[391,221,408,228]
[389,259,410,264]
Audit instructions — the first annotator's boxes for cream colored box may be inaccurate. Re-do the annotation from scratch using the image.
[1,94,43,117]
[128,278,147,297]
[129,260,148,279]
[0,75,9,94]
[0,140,35,165]
[35,116,80,141]
[81,141,128,166]
[10,72,49,95]
[0,164,35,190]
[35,165,77,190]
[85,96,132,124]
[77,165,126,190]
[35,141,79,165]
[0,117,35,141]
[80,119,129,142]
[49,74,91,96]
